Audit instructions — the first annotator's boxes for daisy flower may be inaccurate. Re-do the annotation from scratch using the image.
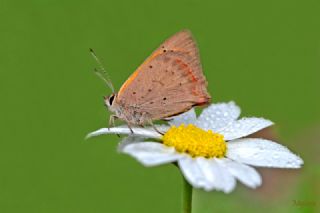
[87,101,303,193]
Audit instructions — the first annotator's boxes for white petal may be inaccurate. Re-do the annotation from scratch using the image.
[220,117,274,141]
[196,102,241,131]
[117,136,146,152]
[217,158,261,188]
[169,108,197,126]
[86,126,163,139]
[121,142,182,167]
[178,156,207,188]
[196,157,236,193]
[226,138,303,168]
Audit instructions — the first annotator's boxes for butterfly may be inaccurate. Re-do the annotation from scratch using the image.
[91,30,211,132]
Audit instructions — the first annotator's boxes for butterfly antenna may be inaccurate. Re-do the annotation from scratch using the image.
[89,48,115,93]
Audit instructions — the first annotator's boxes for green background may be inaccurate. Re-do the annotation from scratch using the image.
[1,0,319,212]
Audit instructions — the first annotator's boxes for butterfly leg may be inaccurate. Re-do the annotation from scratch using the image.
[148,120,164,135]
[109,115,120,137]
[109,115,118,128]
[126,122,134,134]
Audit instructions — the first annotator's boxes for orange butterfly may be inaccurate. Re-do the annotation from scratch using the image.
[91,30,211,132]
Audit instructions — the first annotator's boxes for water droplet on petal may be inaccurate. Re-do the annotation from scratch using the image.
[286,161,293,167]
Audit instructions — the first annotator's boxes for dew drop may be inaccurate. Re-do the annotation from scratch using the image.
[286,161,293,167]
[295,159,302,164]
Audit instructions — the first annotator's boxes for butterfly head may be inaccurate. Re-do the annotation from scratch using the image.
[104,93,116,107]
[104,93,117,112]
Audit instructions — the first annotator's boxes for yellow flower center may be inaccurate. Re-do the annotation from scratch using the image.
[162,124,227,158]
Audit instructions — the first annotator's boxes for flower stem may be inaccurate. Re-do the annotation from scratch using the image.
[182,177,192,213]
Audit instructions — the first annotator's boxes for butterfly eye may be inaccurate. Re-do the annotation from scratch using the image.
[108,94,115,106]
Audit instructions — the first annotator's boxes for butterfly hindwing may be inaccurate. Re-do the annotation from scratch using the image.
[116,30,211,120]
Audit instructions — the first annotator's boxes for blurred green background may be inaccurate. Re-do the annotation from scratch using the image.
[1,0,319,212]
